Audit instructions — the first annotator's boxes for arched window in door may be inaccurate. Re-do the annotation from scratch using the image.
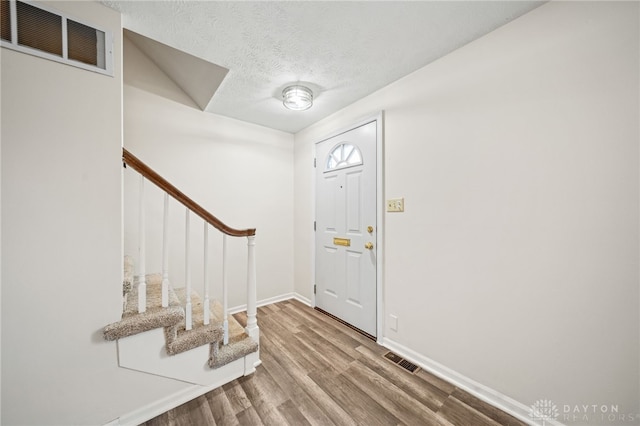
[325,143,363,172]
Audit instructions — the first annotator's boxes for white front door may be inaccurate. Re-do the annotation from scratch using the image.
[315,121,377,337]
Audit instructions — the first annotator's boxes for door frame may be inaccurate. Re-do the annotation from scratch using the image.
[311,111,384,343]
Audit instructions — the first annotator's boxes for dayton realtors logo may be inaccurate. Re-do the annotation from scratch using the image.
[530,399,639,424]
[562,404,638,423]
[529,399,559,425]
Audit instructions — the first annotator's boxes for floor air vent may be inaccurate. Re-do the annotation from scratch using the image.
[383,351,421,374]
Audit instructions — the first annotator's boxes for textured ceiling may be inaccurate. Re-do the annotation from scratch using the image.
[102,1,545,134]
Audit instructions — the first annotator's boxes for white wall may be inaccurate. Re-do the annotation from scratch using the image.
[295,1,639,421]
[0,2,196,425]
[123,37,294,308]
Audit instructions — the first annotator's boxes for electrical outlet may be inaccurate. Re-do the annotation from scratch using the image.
[389,314,398,331]
[387,198,404,212]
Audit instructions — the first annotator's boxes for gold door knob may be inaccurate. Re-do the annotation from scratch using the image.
[367,226,374,233]
[365,242,374,250]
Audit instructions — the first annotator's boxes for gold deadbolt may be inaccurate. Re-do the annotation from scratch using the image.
[367,226,374,233]
[365,242,374,250]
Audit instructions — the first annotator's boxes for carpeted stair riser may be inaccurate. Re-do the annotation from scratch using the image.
[103,307,184,341]
[209,336,258,369]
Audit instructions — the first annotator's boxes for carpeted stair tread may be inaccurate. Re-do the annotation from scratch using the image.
[104,274,183,341]
[173,288,218,330]
[209,334,259,369]
[103,306,184,341]
[123,274,181,316]
[165,288,223,355]
[211,300,252,345]
[165,323,223,356]
[208,299,259,366]
[171,288,258,363]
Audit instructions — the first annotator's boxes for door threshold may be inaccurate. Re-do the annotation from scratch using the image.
[314,307,376,342]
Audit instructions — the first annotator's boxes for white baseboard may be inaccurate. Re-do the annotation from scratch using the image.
[229,292,312,314]
[292,292,312,306]
[381,338,562,426]
[104,381,223,426]
[228,292,294,314]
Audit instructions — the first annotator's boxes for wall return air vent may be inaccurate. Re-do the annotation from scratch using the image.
[0,0,113,76]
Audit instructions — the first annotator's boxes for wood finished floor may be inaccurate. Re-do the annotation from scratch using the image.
[142,299,527,426]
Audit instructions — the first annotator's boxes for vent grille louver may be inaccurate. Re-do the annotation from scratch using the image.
[67,19,104,68]
[383,351,421,374]
[16,1,62,56]
[1,0,11,42]
[0,0,112,75]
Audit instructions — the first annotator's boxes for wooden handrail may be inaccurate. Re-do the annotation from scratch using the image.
[123,148,256,237]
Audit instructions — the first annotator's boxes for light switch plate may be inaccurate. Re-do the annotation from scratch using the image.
[387,198,404,212]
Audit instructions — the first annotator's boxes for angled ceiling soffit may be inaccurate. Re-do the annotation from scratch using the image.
[124,29,228,111]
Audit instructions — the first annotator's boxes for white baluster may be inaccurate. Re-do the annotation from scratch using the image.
[138,175,146,313]
[222,234,229,345]
[185,209,192,330]
[245,235,258,339]
[203,223,210,326]
[161,193,169,308]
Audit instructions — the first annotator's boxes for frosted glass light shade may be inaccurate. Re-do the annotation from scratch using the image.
[283,85,313,111]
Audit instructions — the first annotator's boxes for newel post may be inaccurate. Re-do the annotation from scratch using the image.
[245,235,259,340]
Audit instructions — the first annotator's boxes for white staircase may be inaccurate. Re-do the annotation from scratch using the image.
[104,148,260,388]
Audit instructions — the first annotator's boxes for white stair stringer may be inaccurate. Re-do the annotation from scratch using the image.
[117,327,258,385]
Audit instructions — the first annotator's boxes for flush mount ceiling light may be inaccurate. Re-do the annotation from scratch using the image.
[282,85,313,111]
